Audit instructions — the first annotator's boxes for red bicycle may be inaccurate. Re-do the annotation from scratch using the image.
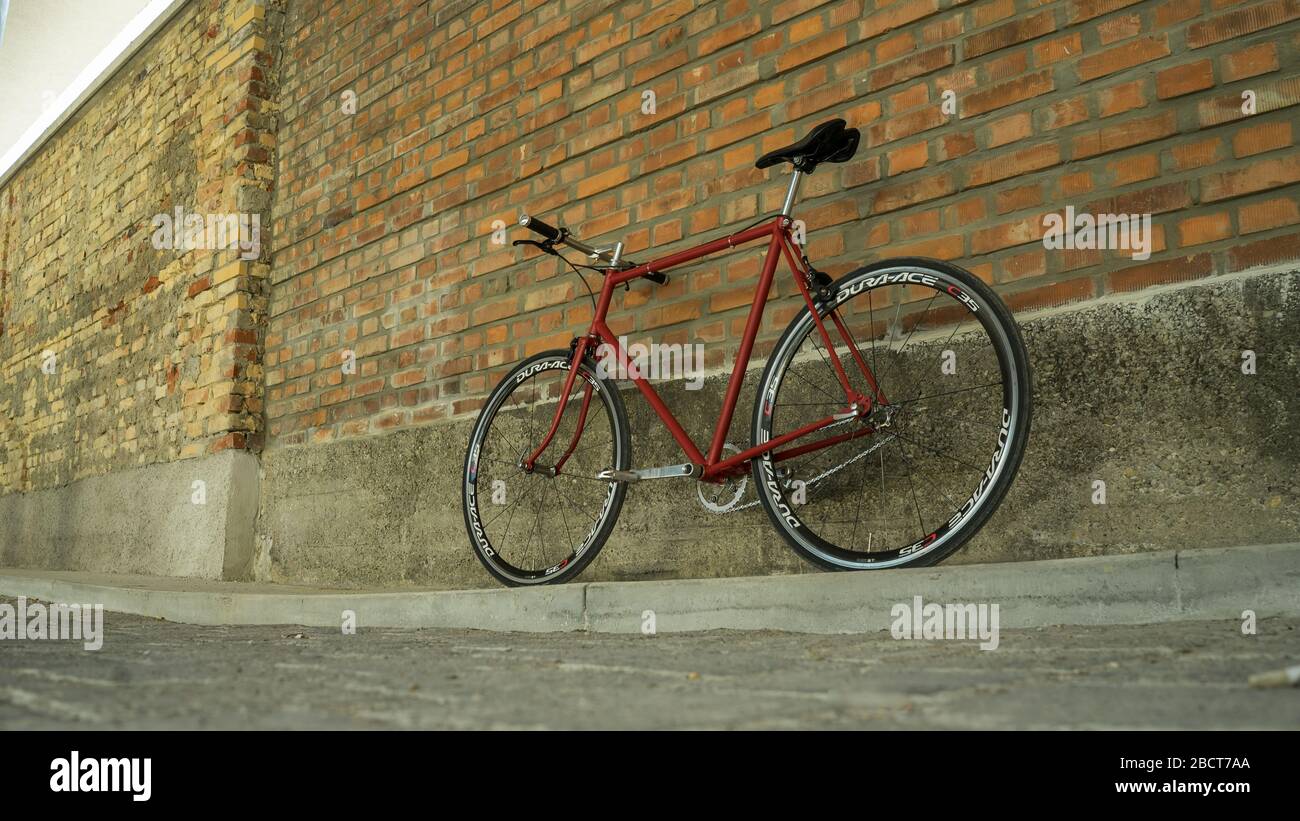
[463,119,1031,586]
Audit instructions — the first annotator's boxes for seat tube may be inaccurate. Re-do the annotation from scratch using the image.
[707,228,783,465]
[781,170,803,217]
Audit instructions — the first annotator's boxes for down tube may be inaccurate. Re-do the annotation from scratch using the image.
[593,321,708,466]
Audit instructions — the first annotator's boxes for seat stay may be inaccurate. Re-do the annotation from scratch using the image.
[778,235,866,409]
[782,230,888,406]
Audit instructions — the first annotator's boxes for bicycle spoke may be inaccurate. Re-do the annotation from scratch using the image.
[875,290,939,397]
[895,435,965,518]
[888,430,985,473]
[754,263,1024,569]
[785,360,844,407]
[466,355,625,582]
[891,436,929,539]
[848,446,870,551]
[483,478,541,528]
[894,380,1003,406]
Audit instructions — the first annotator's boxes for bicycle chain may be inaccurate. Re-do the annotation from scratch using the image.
[701,432,897,515]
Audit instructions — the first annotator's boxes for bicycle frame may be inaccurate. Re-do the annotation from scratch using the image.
[524,212,889,484]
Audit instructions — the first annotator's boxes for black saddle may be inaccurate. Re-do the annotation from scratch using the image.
[755,118,860,174]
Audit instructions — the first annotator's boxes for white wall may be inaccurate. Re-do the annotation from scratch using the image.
[0,0,153,160]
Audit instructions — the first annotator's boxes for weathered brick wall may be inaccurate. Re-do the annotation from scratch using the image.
[265,0,1300,447]
[4,0,1298,485]
[0,0,283,493]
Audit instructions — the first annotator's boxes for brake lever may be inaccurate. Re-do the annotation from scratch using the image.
[512,238,560,256]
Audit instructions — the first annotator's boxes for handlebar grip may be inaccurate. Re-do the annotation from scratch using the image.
[519,214,560,241]
[643,271,668,285]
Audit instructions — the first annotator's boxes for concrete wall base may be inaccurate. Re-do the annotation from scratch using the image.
[0,450,259,580]
[2,268,1295,588]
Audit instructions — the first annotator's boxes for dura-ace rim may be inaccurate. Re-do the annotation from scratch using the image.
[754,263,1025,568]
[464,355,625,584]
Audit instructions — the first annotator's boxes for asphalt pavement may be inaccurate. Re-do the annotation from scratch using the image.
[1,599,1295,729]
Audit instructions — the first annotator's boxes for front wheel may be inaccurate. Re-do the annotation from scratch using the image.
[463,351,631,586]
[751,258,1031,570]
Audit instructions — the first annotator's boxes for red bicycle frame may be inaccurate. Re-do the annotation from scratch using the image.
[525,216,888,484]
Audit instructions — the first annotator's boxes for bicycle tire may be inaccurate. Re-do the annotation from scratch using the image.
[751,257,1032,570]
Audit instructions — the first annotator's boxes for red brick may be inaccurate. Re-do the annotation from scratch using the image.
[1169,138,1223,171]
[1110,154,1160,186]
[861,0,941,40]
[971,215,1046,254]
[966,143,1060,188]
[1077,37,1170,82]
[1238,197,1300,233]
[887,141,930,175]
[1072,111,1178,159]
[962,11,1056,59]
[1156,60,1215,99]
[986,112,1032,147]
[1232,121,1293,157]
[871,172,957,214]
[1220,42,1279,82]
[1098,81,1146,118]
[1200,155,1300,201]
[186,276,211,298]
[1228,232,1300,271]
[868,46,954,92]
[1155,0,1202,27]
[962,70,1054,118]
[775,29,846,71]
[1004,277,1095,312]
[1186,0,1300,49]
[1034,33,1082,66]
[1107,254,1214,292]
[1067,0,1144,24]
[995,184,1044,215]
[1177,213,1232,247]
[1104,182,1193,215]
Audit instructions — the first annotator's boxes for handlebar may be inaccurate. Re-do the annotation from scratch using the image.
[517,214,668,286]
[518,214,560,242]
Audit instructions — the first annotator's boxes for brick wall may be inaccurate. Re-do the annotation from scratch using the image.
[264,0,1300,448]
[0,0,282,493]
[4,0,1299,489]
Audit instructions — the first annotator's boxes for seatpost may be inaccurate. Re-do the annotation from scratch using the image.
[781,169,803,217]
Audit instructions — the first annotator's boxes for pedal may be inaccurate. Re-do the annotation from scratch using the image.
[597,464,702,482]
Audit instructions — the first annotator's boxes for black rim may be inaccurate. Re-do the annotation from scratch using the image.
[756,265,1023,567]
[465,357,623,583]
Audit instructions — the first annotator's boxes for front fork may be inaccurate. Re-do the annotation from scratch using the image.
[522,336,597,474]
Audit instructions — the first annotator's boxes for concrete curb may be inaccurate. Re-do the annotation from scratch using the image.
[1,543,1297,634]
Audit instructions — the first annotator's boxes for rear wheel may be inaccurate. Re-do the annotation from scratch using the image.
[751,258,1031,570]
[463,351,630,586]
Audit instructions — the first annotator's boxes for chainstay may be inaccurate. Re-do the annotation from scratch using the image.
[704,432,897,515]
